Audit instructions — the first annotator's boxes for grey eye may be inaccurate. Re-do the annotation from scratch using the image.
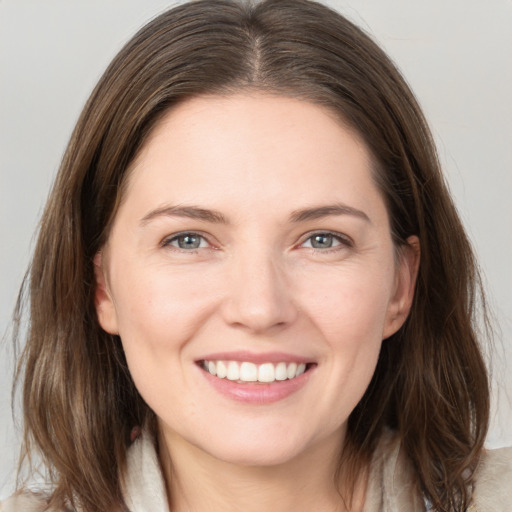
[169,233,206,250]
[301,232,348,250]
[310,233,336,249]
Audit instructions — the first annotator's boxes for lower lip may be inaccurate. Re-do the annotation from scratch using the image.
[199,365,314,404]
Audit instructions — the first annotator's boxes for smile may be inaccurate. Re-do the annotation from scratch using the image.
[201,360,309,383]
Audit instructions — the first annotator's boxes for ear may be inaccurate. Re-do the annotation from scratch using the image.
[382,236,420,339]
[93,251,119,335]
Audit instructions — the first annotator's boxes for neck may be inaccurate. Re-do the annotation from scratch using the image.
[157,429,367,512]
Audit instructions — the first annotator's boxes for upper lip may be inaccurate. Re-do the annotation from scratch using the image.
[196,351,314,365]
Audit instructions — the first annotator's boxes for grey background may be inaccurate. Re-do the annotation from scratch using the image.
[1,0,511,499]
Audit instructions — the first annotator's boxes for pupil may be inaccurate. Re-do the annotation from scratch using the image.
[312,234,332,248]
[179,235,200,249]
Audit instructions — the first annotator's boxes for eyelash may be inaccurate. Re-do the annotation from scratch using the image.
[298,231,353,253]
[161,232,212,252]
[161,231,353,253]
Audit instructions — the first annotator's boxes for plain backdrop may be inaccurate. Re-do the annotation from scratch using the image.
[1,0,511,500]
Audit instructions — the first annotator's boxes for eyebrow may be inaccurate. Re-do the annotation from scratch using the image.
[140,202,370,226]
[289,204,371,223]
[140,205,229,226]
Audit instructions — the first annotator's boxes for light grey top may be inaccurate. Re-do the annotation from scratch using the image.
[2,431,511,511]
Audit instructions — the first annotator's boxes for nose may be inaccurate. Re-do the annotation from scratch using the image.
[220,248,298,334]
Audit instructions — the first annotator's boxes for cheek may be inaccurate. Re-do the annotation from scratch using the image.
[110,265,221,417]
[296,262,394,343]
[294,266,391,425]
[108,264,222,396]
[112,262,219,342]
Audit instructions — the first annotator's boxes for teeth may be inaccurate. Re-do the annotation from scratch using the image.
[287,362,297,379]
[275,362,288,381]
[226,361,239,381]
[258,363,275,383]
[216,361,227,379]
[203,360,309,383]
[239,362,258,382]
[296,363,306,376]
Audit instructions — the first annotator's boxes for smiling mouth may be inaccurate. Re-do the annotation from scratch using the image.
[199,360,315,384]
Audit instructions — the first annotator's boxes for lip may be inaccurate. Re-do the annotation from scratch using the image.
[196,351,313,365]
[196,353,316,404]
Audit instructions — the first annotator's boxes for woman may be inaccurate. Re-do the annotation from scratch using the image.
[3,0,511,511]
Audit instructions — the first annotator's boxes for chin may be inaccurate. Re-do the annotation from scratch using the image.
[205,438,307,467]
[190,419,329,468]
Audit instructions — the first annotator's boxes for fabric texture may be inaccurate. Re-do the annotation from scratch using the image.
[2,432,511,511]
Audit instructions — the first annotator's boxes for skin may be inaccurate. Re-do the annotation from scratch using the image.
[95,94,419,511]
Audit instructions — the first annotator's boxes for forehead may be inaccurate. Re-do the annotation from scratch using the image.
[118,93,386,225]
[130,92,371,167]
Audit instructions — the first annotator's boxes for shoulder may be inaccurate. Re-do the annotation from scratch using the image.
[0,492,48,512]
[366,432,512,512]
[0,492,68,512]
[472,445,512,511]
[364,430,425,512]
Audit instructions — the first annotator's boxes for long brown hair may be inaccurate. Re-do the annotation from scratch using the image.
[14,1,489,511]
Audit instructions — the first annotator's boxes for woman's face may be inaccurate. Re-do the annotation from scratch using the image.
[95,94,418,467]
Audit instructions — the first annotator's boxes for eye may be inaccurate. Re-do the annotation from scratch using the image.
[300,232,350,250]
[164,232,209,250]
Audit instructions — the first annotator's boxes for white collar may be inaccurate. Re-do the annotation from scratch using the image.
[122,430,424,512]
[122,432,170,512]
